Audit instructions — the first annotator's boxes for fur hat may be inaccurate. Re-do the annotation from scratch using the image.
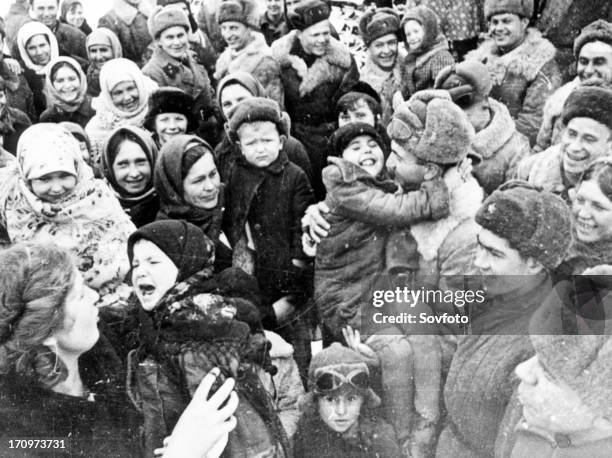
[561,86,612,131]
[573,19,612,58]
[301,343,381,410]
[388,92,476,165]
[148,4,190,39]
[400,5,440,52]
[144,87,196,132]
[287,0,331,32]
[157,0,198,32]
[329,122,388,159]
[475,181,572,269]
[359,8,401,47]
[484,0,534,20]
[217,0,258,27]
[227,97,289,141]
[434,61,493,106]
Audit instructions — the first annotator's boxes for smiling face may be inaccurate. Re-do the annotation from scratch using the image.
[25,34,52,66]
[131,239,179,311]
[52,64,80,102]
[572,179,612,244]
[220,21,251,51]
[403,20,424,51]
[577,41,612,85]
[341,134,384,177]
[237,121,284,168]
[110,80,140,113]
[489,13,528,51]
[386,140,427,188]
[65,3,84,29]
[154,113,188,145]
[31,0,58,29]
[30,171,77,203]
[317,388,363,434]
[220,84,253,119]
[266,0,283,18]
[158,25,189,60]
[298,20,331,57]
[368,33,398,70]
[561,117,612,179]
[112,139,152,195]
[183,152,221,209]
[88,44,113,64]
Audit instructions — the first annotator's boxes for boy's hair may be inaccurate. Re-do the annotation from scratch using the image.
[336,92,382,118]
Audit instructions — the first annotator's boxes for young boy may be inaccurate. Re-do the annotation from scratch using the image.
[293,342,401,457]
[225,97,315,374]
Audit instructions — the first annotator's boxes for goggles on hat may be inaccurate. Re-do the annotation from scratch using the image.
[313,368,370,393]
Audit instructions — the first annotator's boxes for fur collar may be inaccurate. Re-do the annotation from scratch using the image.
[214,31,272,80]
[472,98,517,159]
[272,31,352,97]
[466,28,557,83]
[410,168,484,261]
[361,54,403,94]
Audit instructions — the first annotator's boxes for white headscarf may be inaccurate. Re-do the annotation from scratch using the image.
[17,21,60,75]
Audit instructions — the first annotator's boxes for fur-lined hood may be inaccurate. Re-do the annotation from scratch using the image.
[472,98,518,159]
[466,28,557,84]
[214,31,274,80]
[410,168,484,261]
[271,30,352,96]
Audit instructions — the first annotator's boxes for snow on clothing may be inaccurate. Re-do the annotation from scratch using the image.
[315,156,450,341]
[471,98,531,195]
[293,412,401,458]
[98,0,153,67]
[258,330,304,439]
[16,22,60,119]
[0,105,31,156]
[214,32,284,107]
[272,30,360,200]
[225,149,315,327]
[39,56,95,128]
[465,28,562,146]
[86,58,158,175]
[435,276,552,458]
[0,124,135,294]
[101,126,160,228]
[516,143,571,200]
[535,77,580,152]
[86,27,124,97]
[154,135,232,272]
[361,53,404,127]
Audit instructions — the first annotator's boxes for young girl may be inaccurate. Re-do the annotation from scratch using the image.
[293,343,400,457]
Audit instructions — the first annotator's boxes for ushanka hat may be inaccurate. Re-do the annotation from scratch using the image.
[227,97,289,141]
[359,8,401,47]
[434,60,493,106]
[573,19,612,58]
[287,0,331,31]
[217,0,258,27]
[561,86,612,131]
[144,86,196,131]
[484,0,534,20]
[148,4,190,39]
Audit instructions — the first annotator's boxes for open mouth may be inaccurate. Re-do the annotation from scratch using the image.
[576,219,595,232]
[137,282,156,298]
[359,157,376,167]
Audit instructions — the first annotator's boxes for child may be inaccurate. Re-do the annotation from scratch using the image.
[225,97,315,375]
[293,342,401,457]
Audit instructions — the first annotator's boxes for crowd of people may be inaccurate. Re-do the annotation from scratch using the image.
[0,0,612,456]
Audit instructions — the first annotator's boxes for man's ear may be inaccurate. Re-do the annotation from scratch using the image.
[279,134,287,150]
[525,257,545,275]
[424,162,441,181]
[520,17,529,32]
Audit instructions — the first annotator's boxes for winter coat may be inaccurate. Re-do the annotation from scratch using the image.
[39,95,96,128]
[0,335,142,458]
[196,0,227,55]
[465,28,562,146]
[472,99,531,195]
[1,55,36,121]
[426,0,483,42]
[516,144,570,199]
[361,54,404,127]
[400,35,456,98]
[52,22,89,69]
[214,132,313,184]
[22,68,47,119]
[535,77,579,152]
[258,330,304,439]
[315,157,449,340]
[225,150,315,326]
[98,1,153,67]
[214,32,284,107]
[0,106,31,156]
[294,413,401,458]
[259,13,290,46]
[272,30,360,200]
[435,276,552,458]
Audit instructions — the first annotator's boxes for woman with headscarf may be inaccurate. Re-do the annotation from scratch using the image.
[396,5,455,100]
[16,21,60,119]
[101,126,160,228]
[39,56,94,127]
[0,123,136,300]
[154,134,233,272]
[85,27,123,97]
[85,58,158,175]
[59,0,92,35]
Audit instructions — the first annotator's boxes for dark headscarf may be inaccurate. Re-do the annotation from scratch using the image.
[154,134,224,241]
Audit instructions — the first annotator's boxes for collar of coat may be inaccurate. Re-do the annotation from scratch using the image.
[472,98,520,159]
[465,28,556,84]
[410,167,484,262]
[361,54,403,94]
[519,143,566,194]
[272,30,352,97]
[214,31,273,80]
[112,0,152,26]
